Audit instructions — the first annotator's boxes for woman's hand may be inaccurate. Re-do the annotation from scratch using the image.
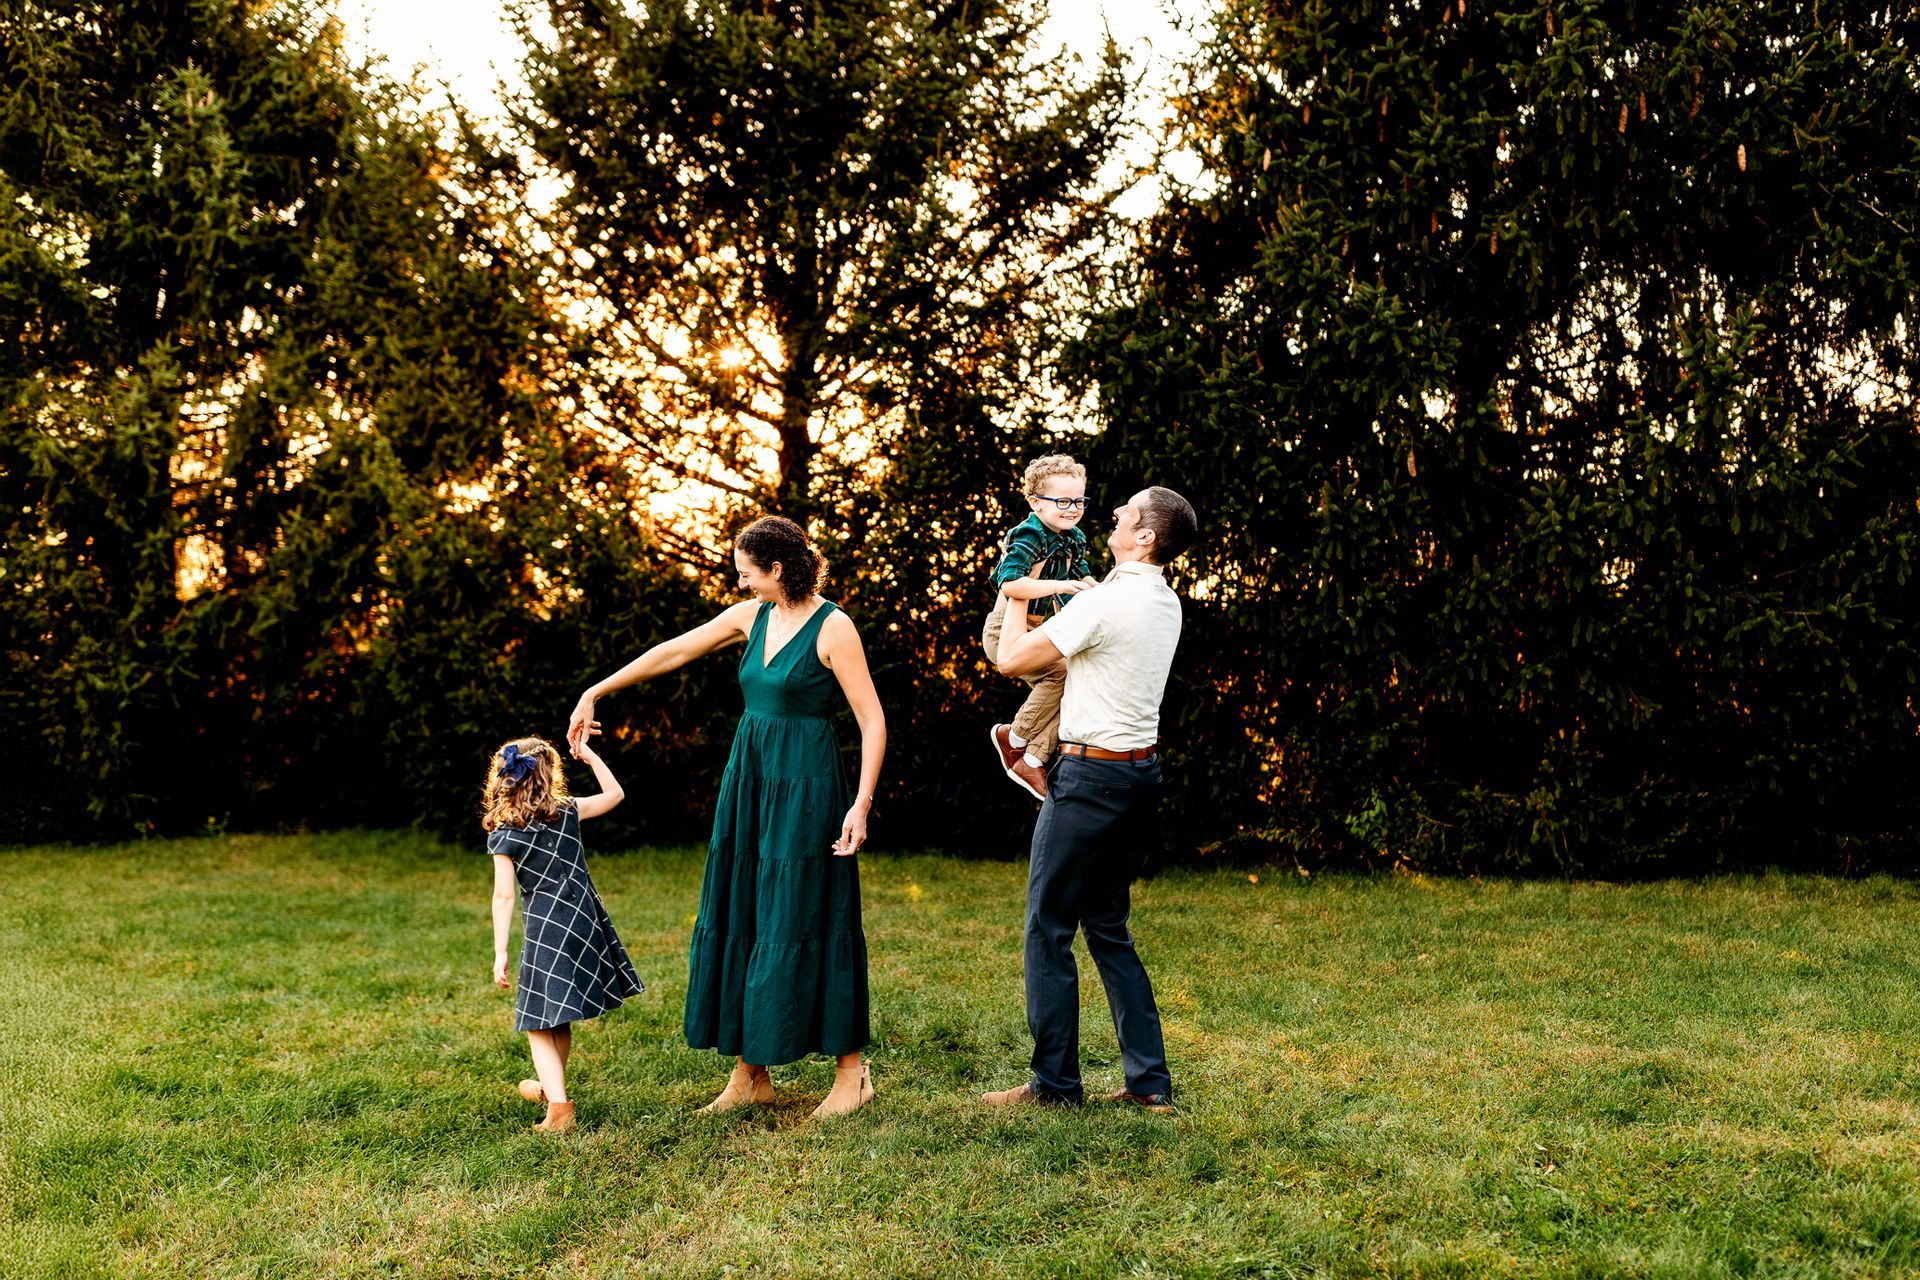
[493,951,511,989]
[832,803,869,857]
[567,692,600,751]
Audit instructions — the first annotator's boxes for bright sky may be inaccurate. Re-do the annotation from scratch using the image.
[339,0,1206,217]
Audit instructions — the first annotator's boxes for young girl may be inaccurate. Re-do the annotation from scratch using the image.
[483,735,643,1133]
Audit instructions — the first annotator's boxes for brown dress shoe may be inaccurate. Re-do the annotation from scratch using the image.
[1105,1089,1174,1114]
[533,1100,576,1133]
[980,1081,1042,1106]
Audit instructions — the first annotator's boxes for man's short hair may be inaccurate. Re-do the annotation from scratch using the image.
[1137,487,1197,564]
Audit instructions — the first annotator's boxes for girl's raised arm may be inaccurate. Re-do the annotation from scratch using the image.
[569,600,759,749]
[571,739,625,821]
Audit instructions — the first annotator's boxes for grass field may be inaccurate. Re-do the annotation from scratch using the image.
[6,833,1920,1278]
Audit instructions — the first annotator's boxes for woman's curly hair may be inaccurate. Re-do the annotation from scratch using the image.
[736,515,826,603]
[481,737,571,832]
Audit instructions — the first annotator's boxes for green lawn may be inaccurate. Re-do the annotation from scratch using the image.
[6,834,1920,1278]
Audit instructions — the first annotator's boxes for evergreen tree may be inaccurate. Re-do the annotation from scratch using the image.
[1076,0,1920,869]
[512,0,1125,549]
[0,0,720,839]
[2,0,371,831]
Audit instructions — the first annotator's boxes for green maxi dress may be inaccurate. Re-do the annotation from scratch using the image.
[684,599,870,1065]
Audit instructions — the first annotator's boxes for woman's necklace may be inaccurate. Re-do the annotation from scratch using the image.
[765,599,813,661]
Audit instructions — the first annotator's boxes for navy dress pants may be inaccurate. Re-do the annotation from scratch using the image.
[1024,752,1172,1103]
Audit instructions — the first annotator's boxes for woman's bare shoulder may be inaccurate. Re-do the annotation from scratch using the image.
[715,598,763,631]
[822,603,860,636]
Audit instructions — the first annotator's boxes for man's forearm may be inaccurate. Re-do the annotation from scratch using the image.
[1001,596,1032,641]
[997,605,1062,677]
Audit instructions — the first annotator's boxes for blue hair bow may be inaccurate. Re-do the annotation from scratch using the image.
[499,743,538,782]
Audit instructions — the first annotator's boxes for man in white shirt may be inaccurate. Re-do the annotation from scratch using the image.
[980,486,1197,1113]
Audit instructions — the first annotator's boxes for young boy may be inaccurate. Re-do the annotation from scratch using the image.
[981,454,1096,800]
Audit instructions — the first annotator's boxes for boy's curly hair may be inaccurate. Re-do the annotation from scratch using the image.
[481,737,571,832]
[1021,454,1087,498]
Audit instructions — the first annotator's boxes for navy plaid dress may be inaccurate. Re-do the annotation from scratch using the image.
[487,804,643,1032]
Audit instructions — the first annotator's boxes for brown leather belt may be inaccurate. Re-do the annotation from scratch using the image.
[1057,741,1158,762]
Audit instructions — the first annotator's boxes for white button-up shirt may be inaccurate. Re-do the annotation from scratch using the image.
[1039,559,1183,751]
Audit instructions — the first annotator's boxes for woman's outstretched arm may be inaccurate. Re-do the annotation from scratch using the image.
[820,610,886,856]
[568,600,759,748]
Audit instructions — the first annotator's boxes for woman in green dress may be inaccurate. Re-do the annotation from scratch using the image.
[567,517,885,1119]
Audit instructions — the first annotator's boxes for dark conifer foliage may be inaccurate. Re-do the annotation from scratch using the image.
[0,1,723,842]
[512,0,1125,542]
[7,1,1917,868]
[1075,0,1920,869]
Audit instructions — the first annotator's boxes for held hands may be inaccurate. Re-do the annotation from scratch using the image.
[492,951,511,989]
[832,802,870,857]
[567,692,601,754]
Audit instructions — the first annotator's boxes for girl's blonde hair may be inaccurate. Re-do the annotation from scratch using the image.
[481,737,571,832]
[1022,454,1087,498]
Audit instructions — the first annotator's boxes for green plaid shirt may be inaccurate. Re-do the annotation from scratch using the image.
[991,513,1093,619]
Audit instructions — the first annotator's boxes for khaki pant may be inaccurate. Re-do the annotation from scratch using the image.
[981,596,1065,758]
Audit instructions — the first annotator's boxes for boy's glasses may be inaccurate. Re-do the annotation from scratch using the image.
[1038,496,1093,512]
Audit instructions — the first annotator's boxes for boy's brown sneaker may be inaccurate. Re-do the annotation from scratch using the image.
[1008,756,1048,802]
[990,724,1047,801]
[989,724,1023,772]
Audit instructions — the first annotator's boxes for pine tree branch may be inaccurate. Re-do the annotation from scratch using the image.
[646,518,731,574]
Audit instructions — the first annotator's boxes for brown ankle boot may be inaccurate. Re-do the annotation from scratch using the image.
[533,1100,575,1133]
[698,1066,774,1114]
[517,1079,546,1103]
[810,1063,874,1120]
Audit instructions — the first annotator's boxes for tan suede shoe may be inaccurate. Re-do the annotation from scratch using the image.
[533,1100,576,1133]
[809,1062,875,1120]
[517,1079,545,1103]
[698,1068,774,1114]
